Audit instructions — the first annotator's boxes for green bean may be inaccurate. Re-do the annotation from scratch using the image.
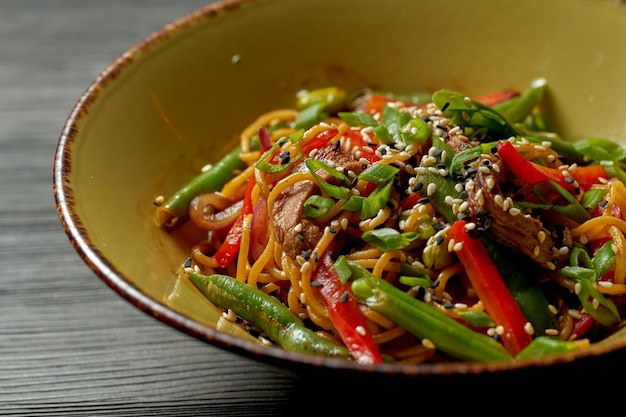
[186,271,352,360]
[295,86,348,113]
[155,145,246,229]
[493,78,546,124]
[350,271,512,362]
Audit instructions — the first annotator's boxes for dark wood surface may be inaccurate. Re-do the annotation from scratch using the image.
[1,1,310,415]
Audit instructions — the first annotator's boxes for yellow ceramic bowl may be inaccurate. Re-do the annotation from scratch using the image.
[54,0,626,377]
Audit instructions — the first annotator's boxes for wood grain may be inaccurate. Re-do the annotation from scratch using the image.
[0,1,303,415]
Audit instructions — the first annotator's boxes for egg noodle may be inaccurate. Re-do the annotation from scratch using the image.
[157,84,626,365]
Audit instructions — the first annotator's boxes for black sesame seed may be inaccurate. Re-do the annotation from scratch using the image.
[311,280,322,287]
[334,140,341,150]
[340,292,349,303]
[297,233,305,241]
[412,182,424,192]
[599,199,608,208]
[184,257,192,268]
[441,102,450,112]
[418,197,430,204]
[329,227,337,234]
[435,235,445,246]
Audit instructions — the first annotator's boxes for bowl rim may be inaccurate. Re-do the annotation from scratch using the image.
[53,0,626,377]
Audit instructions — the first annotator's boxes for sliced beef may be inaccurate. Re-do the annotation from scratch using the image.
[272,144,365,259]
[464,153,559,269]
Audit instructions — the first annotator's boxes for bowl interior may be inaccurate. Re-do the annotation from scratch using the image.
[55,0,626,375]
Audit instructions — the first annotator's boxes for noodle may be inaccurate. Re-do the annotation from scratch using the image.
[160,84,626,365]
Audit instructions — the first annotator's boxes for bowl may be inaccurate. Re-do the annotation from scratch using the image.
[54,0,626,381]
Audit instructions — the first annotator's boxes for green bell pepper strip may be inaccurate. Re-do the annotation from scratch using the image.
[348,263,512,362]
[448,220,532,356]
[155,145,247,229]
[186,271,352,360]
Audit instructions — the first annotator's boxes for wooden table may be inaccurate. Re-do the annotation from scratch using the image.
[4,1,626,414]
[1,1,308,415]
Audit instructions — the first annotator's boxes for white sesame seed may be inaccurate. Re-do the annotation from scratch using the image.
[537,230,546,244]
[422,338,436,349]
[545,329,559,336]
[533,245,540,257]
[568,309,582,319]
[300,261,311,274]
[356,325,367,336]
[524,322,534,335]
[508,207,521,216]
[427,182,437,196]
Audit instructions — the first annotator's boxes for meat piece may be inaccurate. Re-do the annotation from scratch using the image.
[464,153,559,269]
[272,144,364,259]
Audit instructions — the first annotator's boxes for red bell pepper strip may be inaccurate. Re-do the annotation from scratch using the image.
[355,93,417,114]
[300,128,339,155]
[312,244,385,364]
[448,219,532,356]
[214,175,257,268]
[399,193,419,211]
[473,88,520,106]
[341,129,380,164]
[497,140,608,194]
